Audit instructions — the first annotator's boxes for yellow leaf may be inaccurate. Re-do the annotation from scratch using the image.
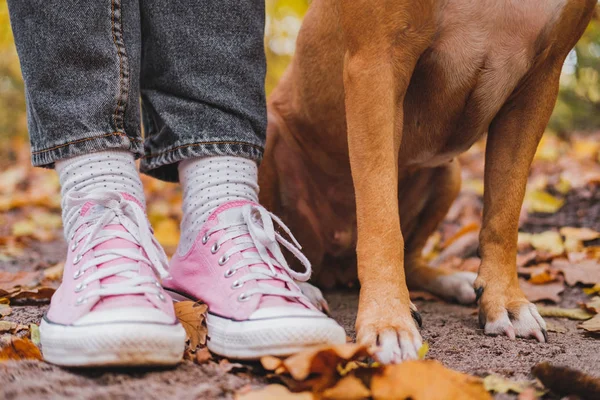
[529,231,565,256]
[524,190,564,214]
[560,227,600,241]
[483,374,545,396]
[537,306,594,320]
[174,301,207,350]
[154,218,180,247]
[11,220,36,237]
[29,324,40,345]
[0,303,10,317]
[418,342,429,359]
[554,176,571,195]
[534,135,560,162]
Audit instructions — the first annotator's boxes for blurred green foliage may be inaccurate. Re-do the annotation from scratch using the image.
[0,0,598,146]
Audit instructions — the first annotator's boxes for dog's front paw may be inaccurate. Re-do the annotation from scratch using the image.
[475,280,547,342]
[356,303,423,364]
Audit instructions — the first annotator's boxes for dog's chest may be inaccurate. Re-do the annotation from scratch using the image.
[398,0,565,168]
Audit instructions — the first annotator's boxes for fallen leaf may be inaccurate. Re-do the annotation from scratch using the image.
[537,306,594,320]
[583,283,600,295]
[195,347,212,364]
[528,265,557,285]
[236,384,313,400]
[0,337,43,361]
[174,301,207,350]
[529,231,564,257]
[29,324,40,346]
[483,374,544,396]
[524,190,564,214]
[10,286,55,301]
[517,387,539,400]
[322,374,370,400]
[581,296,600,314]
[0,271,40,291]
[560,227,600,241]
[43,262,64,281]
[519,278,564,303]
[0,321,18,333]
[532,362,600,399]
[579,314,600,333]
[553,259,600,286]
[546,322,567,333]
[418,342,429,360]
[371,360,491,400]
[0,304,10,318]
[11,220,36,237]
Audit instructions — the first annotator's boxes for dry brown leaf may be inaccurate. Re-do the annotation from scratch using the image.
[43,262,64,281]
[579,314,600,333]
[278,344,370,381]
[537,306,593,320]
[174,301,207,350]
[195,347,212,364]
[0,303,11,318]
[0,271,40,291]
[581,296,600,314]
[0,337,43,361]
[532,362,600,399]
[553,259,600,286]
[516,251,538,269]
[236,384,313,400]
[519,278,564,303]
[10,286,55,301]
[321,374,371,400]
[371,360,491,400]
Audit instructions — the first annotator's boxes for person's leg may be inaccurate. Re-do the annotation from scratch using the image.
[7,0,185,367]
[138,1,345,358]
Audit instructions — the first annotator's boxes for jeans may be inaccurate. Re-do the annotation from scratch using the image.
[7,0,267,182]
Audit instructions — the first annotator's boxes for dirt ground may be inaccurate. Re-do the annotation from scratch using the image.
[1,272,599,399]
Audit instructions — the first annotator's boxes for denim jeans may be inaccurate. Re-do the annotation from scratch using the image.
[7,0,266,182]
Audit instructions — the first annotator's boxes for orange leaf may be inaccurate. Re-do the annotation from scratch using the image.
[0,337,43,361]
[174,301,208,350]
[371,360,491,400]
[235,384,313,400]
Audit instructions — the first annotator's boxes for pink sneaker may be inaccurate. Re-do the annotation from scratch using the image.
[40,192,186,367]
[164,201,346,359]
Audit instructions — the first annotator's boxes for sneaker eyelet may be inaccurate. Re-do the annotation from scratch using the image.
[74,283,87,293]
[73,269,84,279]
[224,269,235,278]
[75,297,87,306]
[154,281,162,288]
[211,242,220,254]
[238,293,250,302]
[202,234,209,245]
[231,280,243,289]
[73,253,82,264]
[218,255,229,266]
[71,242,78,251]
[157,293,166,302]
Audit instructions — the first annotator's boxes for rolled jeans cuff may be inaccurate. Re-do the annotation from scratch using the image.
[30,132,145,168]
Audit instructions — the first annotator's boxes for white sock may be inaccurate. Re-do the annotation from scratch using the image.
[56,150,145,241]
[178,156,259,255]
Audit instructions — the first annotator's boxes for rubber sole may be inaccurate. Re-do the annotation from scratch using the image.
[40,318,186,367]
[166,289,347,360]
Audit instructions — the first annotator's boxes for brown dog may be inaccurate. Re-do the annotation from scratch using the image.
[259,0,596,363]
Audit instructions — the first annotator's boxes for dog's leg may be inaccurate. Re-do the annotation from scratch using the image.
[474,66,564,342]
[403,162,477,305]
[338,0,434,363]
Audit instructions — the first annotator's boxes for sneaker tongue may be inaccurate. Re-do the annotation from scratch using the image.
[215,203,305,310]
[79,201,153,311]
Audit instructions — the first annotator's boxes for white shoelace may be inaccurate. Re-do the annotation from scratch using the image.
[204,204,312,302]
[67,192,169,306]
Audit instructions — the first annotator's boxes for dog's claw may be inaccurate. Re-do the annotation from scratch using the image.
[542,329,548,343]
[475,287,484,303]
[411,309,423,327]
